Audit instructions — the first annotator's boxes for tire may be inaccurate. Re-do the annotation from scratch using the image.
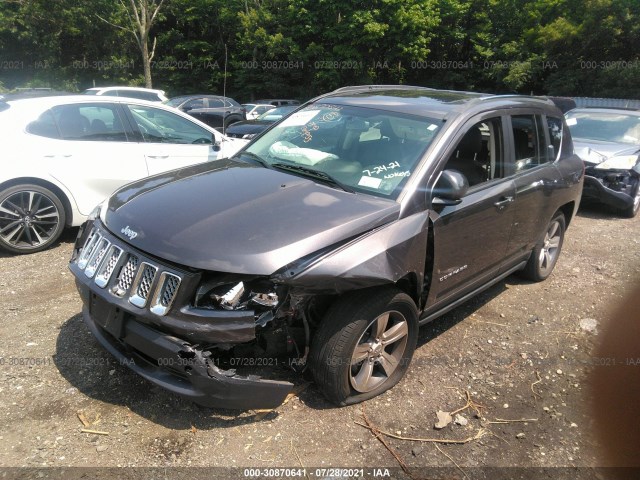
[309,286,418,406]
[0,184,66,254]
[621,179,640,218]
[223,117,241,130]
[520,212,566,282]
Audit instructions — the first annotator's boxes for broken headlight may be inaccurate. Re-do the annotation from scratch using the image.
[194,275,283,318]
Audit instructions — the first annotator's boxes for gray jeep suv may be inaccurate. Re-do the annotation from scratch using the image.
[69,86,584,409]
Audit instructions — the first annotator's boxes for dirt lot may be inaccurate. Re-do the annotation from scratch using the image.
[0,204,638,479]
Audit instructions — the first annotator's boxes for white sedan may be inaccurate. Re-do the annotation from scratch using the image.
[0,95,247,253]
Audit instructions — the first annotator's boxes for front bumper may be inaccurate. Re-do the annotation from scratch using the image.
[81,303,291,410]
[582,172,637,210]
[70,221,292,410]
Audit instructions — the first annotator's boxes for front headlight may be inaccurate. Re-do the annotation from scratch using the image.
[87,203,102,222]
[594,155,640,170]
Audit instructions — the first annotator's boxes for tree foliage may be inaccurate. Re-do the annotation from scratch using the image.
[1,0,639,100]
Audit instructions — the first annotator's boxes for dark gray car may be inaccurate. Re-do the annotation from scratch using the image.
[69,86,583,409]
[565,108,640,217]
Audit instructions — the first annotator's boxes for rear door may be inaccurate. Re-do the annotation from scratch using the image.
[426,114,516,307]
[123,103,223,175]
[503,113,565,268]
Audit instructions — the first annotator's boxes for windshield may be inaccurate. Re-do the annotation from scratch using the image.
[244,103,442,199]
[258,106,296,121]
[164,97,189,107]
[566,111,640,145]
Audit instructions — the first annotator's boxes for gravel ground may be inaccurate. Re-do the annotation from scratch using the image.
[0,203,638,479]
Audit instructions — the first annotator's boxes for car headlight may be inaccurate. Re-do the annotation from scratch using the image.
[594,155,639,170]
[87,203,103,222]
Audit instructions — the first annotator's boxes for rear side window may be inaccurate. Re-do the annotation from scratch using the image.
[208,98,224,108]
[511,115,545,172]
[37,104,128,141]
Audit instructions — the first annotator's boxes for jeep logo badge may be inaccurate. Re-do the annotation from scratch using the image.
[121,226,138,240]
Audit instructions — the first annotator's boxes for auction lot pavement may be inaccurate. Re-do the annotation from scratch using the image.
[0,204,638,479]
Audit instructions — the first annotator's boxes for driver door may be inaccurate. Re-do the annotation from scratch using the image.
[123,103,222,175]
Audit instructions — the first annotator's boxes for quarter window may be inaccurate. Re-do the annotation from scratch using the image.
[546,117,563,161]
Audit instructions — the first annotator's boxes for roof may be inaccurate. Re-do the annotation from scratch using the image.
[567,107,640,116]
[316,85,557,119]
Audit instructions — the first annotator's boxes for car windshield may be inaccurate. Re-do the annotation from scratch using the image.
[565,111,640,145]
[257,106,296,121]
[244,103,442,199]
[164,97,189,107]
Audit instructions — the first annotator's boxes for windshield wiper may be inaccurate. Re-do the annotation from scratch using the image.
[236,151,273,169]
[272,163,354,193]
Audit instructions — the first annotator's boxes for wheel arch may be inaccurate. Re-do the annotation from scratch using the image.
[0,177,75,227]
[557,201,576,228]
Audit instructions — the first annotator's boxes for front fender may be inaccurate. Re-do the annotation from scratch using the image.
[275,212,429,298]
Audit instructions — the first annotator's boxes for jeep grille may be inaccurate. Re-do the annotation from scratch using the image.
[75,226,182,316]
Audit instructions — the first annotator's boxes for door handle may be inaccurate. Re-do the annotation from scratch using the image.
[148,155,169,159]
[494,196,514,210]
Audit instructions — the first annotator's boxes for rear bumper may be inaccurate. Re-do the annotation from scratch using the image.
[81,303,292,410]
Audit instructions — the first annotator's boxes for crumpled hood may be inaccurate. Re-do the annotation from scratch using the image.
[573,139,640,164]
[103,159,400,275]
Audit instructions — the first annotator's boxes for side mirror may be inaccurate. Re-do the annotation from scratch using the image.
[432,169,469,206]
[212,134,221,151]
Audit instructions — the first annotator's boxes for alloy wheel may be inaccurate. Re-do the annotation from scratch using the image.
[350,311,409,393]
[538,219,562,276]
[0,190,61,250]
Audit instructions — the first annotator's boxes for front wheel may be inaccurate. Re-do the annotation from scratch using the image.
[0,184,66,254]
[520,212,566,282]
[310,287,418,406]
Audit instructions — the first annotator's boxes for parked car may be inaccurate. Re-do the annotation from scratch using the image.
[0,95,247,254]
[243,103,275,120]
[83,87,168,103]
[254,98,300,107]
[225,105,298,139]
[165,95,246,130]
[69,86,583,410]
[565,108,640,217]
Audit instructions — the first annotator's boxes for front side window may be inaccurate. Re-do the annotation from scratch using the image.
[244,104,443,199]
[444,118,504,187]
[127,105,213,144]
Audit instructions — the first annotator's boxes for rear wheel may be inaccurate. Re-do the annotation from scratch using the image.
[520,212,565,282]
[0,184,66,254]
[310,287,418,406]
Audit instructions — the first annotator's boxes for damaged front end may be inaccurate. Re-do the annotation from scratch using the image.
[581,151,640,212]
[69,220,316,410]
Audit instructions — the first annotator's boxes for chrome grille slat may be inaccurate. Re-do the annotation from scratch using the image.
[84,237,111,278]
[74,226,182,316]
[150,273,182,316]
[94,246,123,288]
[113,255,139,297]
[77,229,100,270]
[129,262,158,308]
